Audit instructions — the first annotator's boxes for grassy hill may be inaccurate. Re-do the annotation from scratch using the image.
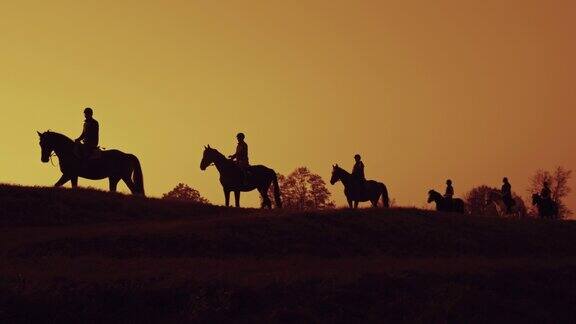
[1,185,576,323]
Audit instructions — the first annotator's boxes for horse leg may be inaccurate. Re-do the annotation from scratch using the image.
[122,176,137,194]
[347,197,353,208]
[54,175,71,187]
[371,199,378,208]
[70,176,78,188]
[234,191,241,208]
[109,177,120,192]
[258,187,272,209]
[224,190,231,207]
[354,201,359,209]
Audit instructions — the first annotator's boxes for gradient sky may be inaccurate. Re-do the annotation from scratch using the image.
[1,0,574,211]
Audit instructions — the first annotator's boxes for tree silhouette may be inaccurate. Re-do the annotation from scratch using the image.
[163,183,210,204]
[527,167,572,218]
[267,167,335,210]
[465,185,527,217]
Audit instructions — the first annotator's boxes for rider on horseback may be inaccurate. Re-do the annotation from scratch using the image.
[352,154,367,194]
[75,107,99,159]
[444,179,454,199]
[501,177,514,213]
[541,181,552,201]
[352,154,366,181]
[229,133,249,181]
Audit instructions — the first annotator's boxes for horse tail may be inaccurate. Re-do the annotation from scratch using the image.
[272,172,282,208]
[129,154,145,196]
[380,183,390,208]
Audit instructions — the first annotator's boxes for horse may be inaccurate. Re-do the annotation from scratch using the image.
[37,131,144,195]
[200,145,281,208]
[427,190,465,214]
[532,193,558,219]
[330,164,389,208]
[486,190,524,218]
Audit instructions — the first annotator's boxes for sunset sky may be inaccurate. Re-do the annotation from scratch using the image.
[1,1,574,211]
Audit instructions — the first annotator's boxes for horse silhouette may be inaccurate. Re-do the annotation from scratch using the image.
[427,190,465,214]
[486,190,524,218]
[37,131,144,195]
[200,145,281,208]
[532,193,558,219]
[330,164,389,208]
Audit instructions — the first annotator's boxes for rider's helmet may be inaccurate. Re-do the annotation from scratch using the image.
[543,181,549,187]
[446,179,452,185]
[354,154,361,161]
[503,177,509,183]
[236,132,245,140]
[84,107,94,116]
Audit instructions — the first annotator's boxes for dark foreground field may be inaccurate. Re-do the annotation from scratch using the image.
[1,185,576,323]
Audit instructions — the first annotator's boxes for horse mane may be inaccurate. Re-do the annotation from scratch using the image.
[44,131,74,144]
[334,165,351,176]
[208,147,226,160]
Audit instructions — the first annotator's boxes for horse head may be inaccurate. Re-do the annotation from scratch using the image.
[427,190,441,203]
[200,145,215,170]
[38,131,52,163]
[330,164,341,185]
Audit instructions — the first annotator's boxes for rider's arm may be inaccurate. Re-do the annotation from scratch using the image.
[76,122,87,142]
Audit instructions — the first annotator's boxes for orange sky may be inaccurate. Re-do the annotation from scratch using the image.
[1,0,574,211]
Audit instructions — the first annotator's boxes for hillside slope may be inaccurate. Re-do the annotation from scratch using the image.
[1,185,576,323]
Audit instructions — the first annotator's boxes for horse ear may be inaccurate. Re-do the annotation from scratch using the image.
[37,131,41,137]
[207,145,211,148]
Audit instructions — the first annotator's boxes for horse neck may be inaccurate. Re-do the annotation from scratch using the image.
[432,192,444,203]
[50,134,74,158]
[337,169,353,186]
[211,151,232,173]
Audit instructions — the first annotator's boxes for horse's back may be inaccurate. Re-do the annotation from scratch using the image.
[248,164,276,174]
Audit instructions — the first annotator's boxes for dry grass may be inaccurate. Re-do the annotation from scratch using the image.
[1,185,576,323]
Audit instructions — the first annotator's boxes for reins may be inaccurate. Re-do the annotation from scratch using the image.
[49,152,58,167]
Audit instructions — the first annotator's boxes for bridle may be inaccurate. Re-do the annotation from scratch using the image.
[49,152,58,167]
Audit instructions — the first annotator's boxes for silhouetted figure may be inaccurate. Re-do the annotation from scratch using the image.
[229,133,249,168]
[532,193,558,219]
[428,190,465,214]
[75,107,99,159]
[541,181,552,201]
[444,179,454,199]
[38,131,144,195]
[331,164,389,208]
[201,145,281,209]
[352,154,366,182]
[501,177,514,213]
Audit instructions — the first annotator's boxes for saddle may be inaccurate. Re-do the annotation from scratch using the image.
[87,148,103,160]
[74,144,103,161]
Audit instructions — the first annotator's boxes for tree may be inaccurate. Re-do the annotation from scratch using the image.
[163,183,210,204]
[267,167,335,210]
[527,167,572,218]
[465,185,527,217]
